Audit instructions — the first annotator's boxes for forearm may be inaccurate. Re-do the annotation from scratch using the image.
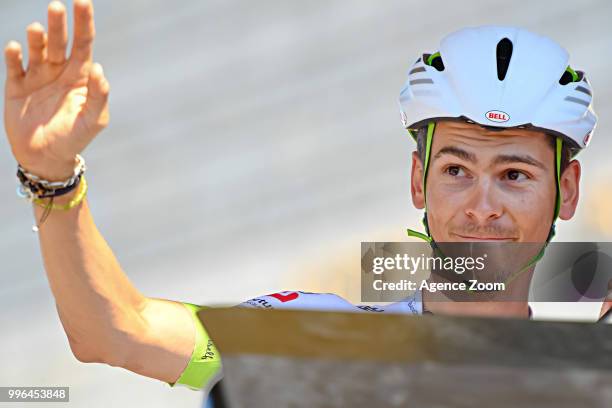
[33,189,146,364]
[32,189,197,383]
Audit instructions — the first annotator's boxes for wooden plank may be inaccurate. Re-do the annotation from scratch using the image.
[199,307,612,370]
[199,308,612,407]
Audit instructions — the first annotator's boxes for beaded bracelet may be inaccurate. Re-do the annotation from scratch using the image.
[29,176,88,232]
[16,155,88,232]
[33,175,88,211]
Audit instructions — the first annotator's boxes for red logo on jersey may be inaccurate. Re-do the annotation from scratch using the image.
[269,292,299,303]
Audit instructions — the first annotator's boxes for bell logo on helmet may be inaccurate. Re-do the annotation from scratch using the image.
[485,110,510,123]
[583,132,592,146]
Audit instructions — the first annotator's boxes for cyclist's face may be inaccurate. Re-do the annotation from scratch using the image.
[411,121,563,243]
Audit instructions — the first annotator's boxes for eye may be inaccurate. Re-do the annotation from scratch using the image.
[505,169,528,181]
[445,165,465,177]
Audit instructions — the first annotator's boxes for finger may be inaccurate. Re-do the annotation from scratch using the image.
[82,63,110,127]
[4,41,25,80]
[47,1,68,64]
[26,22,47,70]
[70,0,95,63]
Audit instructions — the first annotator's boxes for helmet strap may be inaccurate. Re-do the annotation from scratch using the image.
[546,136,563,242]
[407,121,436,241]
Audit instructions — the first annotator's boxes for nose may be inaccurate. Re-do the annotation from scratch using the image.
[464,178,503,224]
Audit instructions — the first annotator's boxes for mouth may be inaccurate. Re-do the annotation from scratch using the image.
[451,233,517,242]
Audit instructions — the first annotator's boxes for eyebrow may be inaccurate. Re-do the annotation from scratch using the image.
[492,154,546,169]
[433,146,476,163]
[433,146,547,169]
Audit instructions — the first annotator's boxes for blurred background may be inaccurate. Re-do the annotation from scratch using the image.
[1,0,611,406]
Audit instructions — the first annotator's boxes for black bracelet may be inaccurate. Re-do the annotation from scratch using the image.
[16,168,82,198]
[36,175,82,198]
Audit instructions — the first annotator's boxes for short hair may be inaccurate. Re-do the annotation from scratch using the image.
[414,125,571,175]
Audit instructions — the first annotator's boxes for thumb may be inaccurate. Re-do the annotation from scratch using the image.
[82,62,110,132]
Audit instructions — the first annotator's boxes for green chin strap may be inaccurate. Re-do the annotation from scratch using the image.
[407,121,436,242]
[406,121,563,282]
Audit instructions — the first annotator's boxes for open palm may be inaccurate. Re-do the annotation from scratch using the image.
[4,0,109,181]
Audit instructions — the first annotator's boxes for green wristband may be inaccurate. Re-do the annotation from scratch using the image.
[168,302,222,390]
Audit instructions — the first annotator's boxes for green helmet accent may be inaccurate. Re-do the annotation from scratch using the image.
[426,51,442,66]
[564,66,579,83]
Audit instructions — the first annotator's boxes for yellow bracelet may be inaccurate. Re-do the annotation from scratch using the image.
[33,175,88,211]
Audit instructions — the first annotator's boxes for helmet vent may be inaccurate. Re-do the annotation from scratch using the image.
[430,56,444,71]
[564,96,590,107]
[424,52,445,71]
[559,70,574,85]
[409,78,434,85]
[575,85,592,96]
[409,66,426,75]
[559,67,583,85]
[496,38,513,80]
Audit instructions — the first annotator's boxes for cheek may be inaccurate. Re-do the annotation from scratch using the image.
[501,186,557,236]
[425,183,465,237]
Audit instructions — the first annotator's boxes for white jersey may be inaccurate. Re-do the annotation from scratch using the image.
[239,290,423,315]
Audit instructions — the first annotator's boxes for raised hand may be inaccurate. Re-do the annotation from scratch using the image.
[4,0,109,181]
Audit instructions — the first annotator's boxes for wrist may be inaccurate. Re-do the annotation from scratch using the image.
[19,157,78,182]
[24,164,76,182]
[18,156,88,231]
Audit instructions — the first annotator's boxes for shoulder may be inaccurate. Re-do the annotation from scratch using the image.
[238,290,422,315]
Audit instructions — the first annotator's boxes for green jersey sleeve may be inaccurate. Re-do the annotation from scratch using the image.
[167,302,222,391]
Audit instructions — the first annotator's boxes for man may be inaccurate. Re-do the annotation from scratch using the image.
[3,0,605,395]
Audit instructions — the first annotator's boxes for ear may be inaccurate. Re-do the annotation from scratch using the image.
[557,159,581,220]
[411,151,425,209]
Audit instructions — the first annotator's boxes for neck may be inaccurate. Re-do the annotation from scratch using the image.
[422,291,530,318]
[421,265,535,319]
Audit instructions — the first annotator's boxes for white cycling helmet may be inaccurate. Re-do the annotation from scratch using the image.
[399,25,597,155]
[399,25,598,246]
